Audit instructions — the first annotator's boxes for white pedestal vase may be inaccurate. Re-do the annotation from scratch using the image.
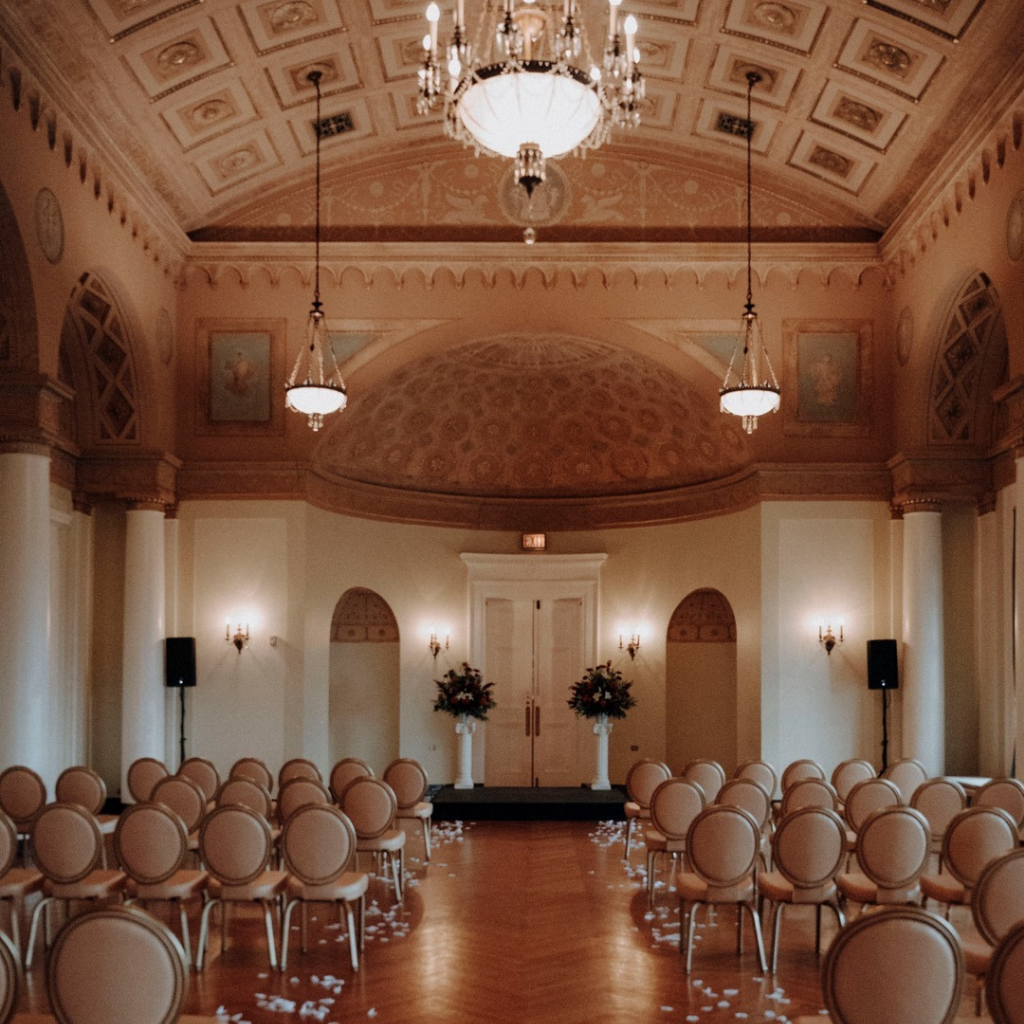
[591,714,612,791]
[454,713,477,790]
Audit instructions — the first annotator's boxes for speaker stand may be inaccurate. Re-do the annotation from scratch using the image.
[880,687,889,772]
[179,686,187,766]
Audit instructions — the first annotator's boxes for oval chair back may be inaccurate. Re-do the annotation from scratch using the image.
[0,766,47,831]
[0,929,16,1024]
[277,777,331,824]
[830,759,876,804]
[716,778,772,833]
[199,805,273,886]
[821,907,964,1024]
[987,920,1024,1024]
[971,848,1024,949]
[855,806,930,904]
[682,760,726,803]
[329,759,374,803]
[625,759,671,808]
[151,775,207,836]
[282,804,358,886]
[941,806,1019,890]
[734,760,778,801]
[771,806,847,898]
[974,778,1024,829]
[54,767,107,816]
[686,804,761,890]
[47,905,188,1024]
[278,758,323,790]
[910,778,967,857]
[382,759,429,809]
[882,758,929,803]
[229,758,274,794]
[126,758,169,804]
[177,757,220,803]
[215,777,273,820]
[649,778,705,842]
[114,803,187,887]
[0,813,16,879]
[33,803,103,884]
[781,778,839,816]
[340,777,398,840]
[780,759,825,792]
[844,777,903,832]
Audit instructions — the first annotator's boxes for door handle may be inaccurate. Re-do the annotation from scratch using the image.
[525,699,532,737]
[534,704,540,737]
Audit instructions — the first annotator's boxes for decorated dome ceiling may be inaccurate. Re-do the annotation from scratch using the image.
[315,334,750,499]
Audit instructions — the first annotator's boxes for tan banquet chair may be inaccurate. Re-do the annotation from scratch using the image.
[151,774,208,861]
[328,758,374,804]
[25,803,127,968]
[910,777,967,872]
[0,928,18,1024]
[842,776,903,866]
[758,806,846,974]
[276,777,332,825]
[961,848,1024,1015]
[46,905,191,1024]
[278,758,322,790]
[780,778,840,817]
[830,759,876,810]
[126,758,169,804]
[383,758,434,861]
[280,804,369,972]
[0,810,42,958]
[792,907,965,1024]
[0,766,46,863]
[974,778,1024,839]
[228,757,274,795]
[836,805,930,912]
[339,777,405,904]
[920,806,1019,916]
[987,920,1024,1024]
[54,767,118,840]
[882,757,929,803]
[215,777,273,820]
[177,757,221,807]
[195,804,288,970]
[643,778,705,901]
[781,759,826,793]
[114,802,208,962]
[733,759,778,802]
[682,759,726,803]
[716,777,773,869]
[675,804,768,975]
[623,759,671,860]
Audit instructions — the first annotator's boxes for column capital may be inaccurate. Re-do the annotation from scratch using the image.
[76,450,181,508]
[888,449,991,509]
[126,500,167,513]
[0,370,73,450]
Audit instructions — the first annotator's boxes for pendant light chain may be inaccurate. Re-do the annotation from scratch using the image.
[745,70,757,316]
[312,69,322,309]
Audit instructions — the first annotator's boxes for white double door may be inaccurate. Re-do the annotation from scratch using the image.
[482,589,585,787]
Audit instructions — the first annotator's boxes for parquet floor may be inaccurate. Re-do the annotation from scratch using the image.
[13,818,987,1023]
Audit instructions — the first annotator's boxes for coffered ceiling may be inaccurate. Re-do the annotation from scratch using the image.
[3,0,1023,243]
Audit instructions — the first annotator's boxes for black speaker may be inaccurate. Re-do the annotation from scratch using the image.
[165,637,197,688]
[867,639,899,690]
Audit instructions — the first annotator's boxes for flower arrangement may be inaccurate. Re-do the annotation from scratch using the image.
[433,662,497,721]
[567,661,637,720]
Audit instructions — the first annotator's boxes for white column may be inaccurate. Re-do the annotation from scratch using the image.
[975,500,1005,777]
[0,448,52,782]
[592,715,612,790]
[120,502,166,799]
[1015,459,1024,783]
[901,504,945,776]
[454,715,476,789]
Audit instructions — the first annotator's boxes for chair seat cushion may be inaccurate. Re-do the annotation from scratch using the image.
[961,938,991,977]
[758,871,794,903]
[397,802,432,821]
[625,802,647,820]
[287,871,369,903]
[675,871,754,904]
[132,869,209,901]
[644,830,685,854]
[96,814,118,835]
[212,870,288,901]
[357,830,406,854]
[0,867,44,898]
[837,872,877,903]
[49,870,125,900]
[920,872,967,905]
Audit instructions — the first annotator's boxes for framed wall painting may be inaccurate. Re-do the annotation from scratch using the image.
[196,318,286,436]
[783,319,873,437]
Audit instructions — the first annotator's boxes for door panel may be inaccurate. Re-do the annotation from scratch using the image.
[483,597,533,786]
[534,597,584,786]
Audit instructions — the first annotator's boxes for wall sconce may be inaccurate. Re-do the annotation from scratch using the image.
[226,619,250,653]
[819,619,844,656]
[429,628,450,660]
[619,630,641,660]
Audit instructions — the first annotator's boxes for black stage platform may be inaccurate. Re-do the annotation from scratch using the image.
[430,785,626,821]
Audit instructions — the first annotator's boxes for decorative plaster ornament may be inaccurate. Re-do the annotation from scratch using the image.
[896,306,914,367]
[34,188,63,264]
[1007,190,1024,262]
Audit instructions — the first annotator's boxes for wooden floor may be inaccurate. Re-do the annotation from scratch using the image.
[13,818,987,1023]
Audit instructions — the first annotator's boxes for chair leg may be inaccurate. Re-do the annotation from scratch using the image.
[262,900,278,969]
[625,818,635,860]
[646,848,657,901]
[769,903,783,975]
[390,851,403,903]
[345,901,359,972]
[280,898,299,971]
[178,902,192,963]
[358,894,366,953]
[744,900,768,973]
[685,901,702,974]
[815,904,822,954]
[301,901,308,953]
[24,896,54,969]
[422,816,432,861]
[831,898,846,931]
[195,897,221,970]
[736,904,744,955]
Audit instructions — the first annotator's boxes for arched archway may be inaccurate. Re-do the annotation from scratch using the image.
[328,587,400,770]
[665,588,737,774]
[0,180,38,373]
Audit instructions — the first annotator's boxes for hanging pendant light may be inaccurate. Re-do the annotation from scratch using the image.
[285,69,347,432]
[719,70,780,435]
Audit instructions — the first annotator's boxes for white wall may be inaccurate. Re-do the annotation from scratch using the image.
[329,641,401,772]
[666,641,738,775]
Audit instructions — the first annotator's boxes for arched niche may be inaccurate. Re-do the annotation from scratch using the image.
[328,587,400,771]
[665,588,737,774]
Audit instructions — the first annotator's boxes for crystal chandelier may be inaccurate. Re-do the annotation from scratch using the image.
[285,69,347,432]
[719,71,780,434]
[417,0,644,196]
